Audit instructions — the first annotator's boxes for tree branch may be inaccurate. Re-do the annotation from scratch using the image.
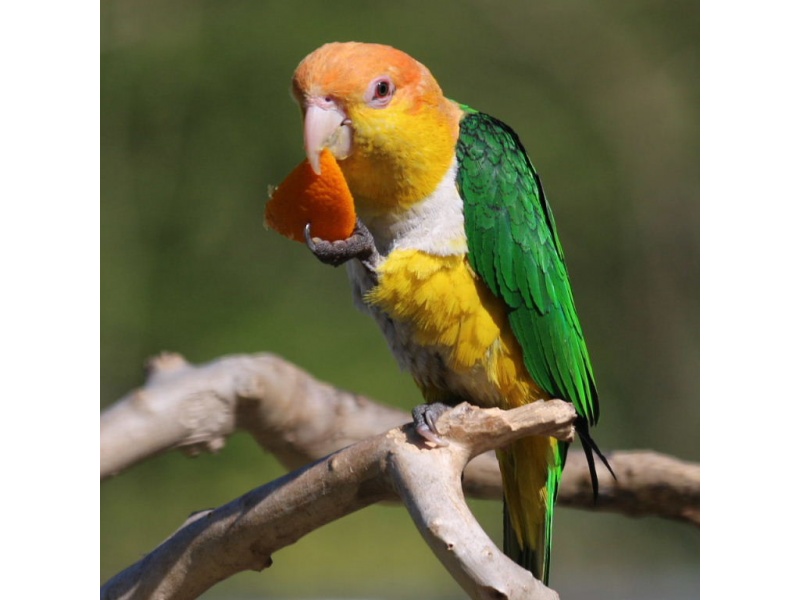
[101,352,699,598]
[101,352,699,526]
[102,400,574,600]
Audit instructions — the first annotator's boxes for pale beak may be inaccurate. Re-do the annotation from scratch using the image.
[303,103,352,174]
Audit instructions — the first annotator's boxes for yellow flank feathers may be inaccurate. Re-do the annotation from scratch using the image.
[367,249,548,408]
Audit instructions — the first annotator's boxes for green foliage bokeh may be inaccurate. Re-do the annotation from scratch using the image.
[101,1,698,598]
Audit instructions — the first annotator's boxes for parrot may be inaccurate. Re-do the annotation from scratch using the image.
[289,41,608,584]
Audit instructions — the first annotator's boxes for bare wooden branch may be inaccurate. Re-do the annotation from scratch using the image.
[101,352,699,598]
[100,352,408,477]
[560,450,700,526]
[101,352,699,526]
[101,401,574,600]
[386,403,569,600]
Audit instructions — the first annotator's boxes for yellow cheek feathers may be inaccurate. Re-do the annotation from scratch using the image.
[265,148,357,242]
[340,101,461,211]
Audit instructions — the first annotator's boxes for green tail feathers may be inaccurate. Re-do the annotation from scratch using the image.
[499,438,567,585]
[504,500,547,583]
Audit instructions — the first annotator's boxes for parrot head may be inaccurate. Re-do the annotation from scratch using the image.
[292,42,462,213]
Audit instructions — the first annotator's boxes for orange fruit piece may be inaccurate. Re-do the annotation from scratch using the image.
[265,149,356,243]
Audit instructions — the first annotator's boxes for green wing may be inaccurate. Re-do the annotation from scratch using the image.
[456,107,602,584]
[455,108,599,425]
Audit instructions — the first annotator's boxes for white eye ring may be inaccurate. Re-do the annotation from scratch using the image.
[366,77,395,108]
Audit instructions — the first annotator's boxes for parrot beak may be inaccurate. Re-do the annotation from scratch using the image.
[303,103,352,174]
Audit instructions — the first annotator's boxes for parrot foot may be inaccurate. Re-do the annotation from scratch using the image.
[304,219,377,267]
[412,402,451,447]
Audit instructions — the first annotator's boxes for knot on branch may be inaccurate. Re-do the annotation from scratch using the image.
[180,436,227,457]
[145,352,190,379]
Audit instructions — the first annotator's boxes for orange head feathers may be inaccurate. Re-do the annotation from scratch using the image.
[291,42,462,212]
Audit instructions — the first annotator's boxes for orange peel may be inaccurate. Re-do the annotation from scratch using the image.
[265,148,356,243]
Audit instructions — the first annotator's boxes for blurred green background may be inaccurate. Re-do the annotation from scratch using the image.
[101,1,698,598]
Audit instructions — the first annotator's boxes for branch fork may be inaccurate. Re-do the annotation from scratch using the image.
[101,353,699,600]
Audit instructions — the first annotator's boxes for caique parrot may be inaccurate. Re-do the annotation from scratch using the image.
[288,42,607,584]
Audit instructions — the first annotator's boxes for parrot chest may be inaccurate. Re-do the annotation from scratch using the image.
[340,160,549,408]
[345,164,546,408]
[347,251,500,405]
[349,249,544,408]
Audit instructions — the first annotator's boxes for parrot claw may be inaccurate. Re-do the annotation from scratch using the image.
[304,219,377,267]
[412,403,451,447]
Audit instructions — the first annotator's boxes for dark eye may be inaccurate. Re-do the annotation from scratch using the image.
[374,80,391,99]
[367,77,394,107]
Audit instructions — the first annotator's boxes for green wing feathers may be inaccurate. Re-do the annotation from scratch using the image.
[456,109,598,425]
[455,108,600,583]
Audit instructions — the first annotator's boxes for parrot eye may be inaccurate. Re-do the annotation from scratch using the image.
[366,77,395,108]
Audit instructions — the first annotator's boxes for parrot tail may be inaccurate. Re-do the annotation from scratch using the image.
[499,419,614,584]
[497,435,566,585]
